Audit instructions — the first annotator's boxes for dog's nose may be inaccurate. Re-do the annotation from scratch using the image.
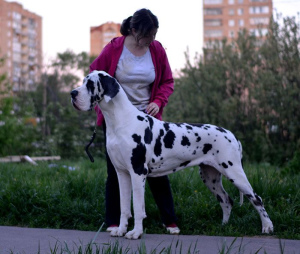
[70,90,78,99]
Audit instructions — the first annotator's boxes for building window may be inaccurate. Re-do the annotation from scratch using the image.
[249,6,269,14]
[237,8,244,15]
[250,0,268,2]
[12,12,21,21]
[250,28,268,36]
[250,17,269,25]
[238,0,244,3]
[204,19,222,26]
[205,29,223,37]
[228,0,234,4]
[239,19,245,26]
[229,20,235,26]
[204,0,223,4]
[204,8,222,15]
[229,9,235,15]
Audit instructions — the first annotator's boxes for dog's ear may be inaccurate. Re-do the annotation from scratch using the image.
[98,73,120,102]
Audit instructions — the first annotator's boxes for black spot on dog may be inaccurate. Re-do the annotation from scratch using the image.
[204,125,211,130]
[246,194,253,199]
[163,123,170,131]
[154,129,164,157]
[196,136,201,142]
[225,136,232,143]
[137,115,144,121]
[216,126,227,133]
[163,130,176,149]
[181,136,191,146]
[152,158,155,163]
[193,150,196,155]
[222,162,228,168]
[212,179,217,184]
[202,144,212,154]
[228,161,233,166]
[144,127,153,144]
[230,179,234,182]
[98,73,120,99]
[190,123,204,128]
[180,161,190,167]
[254,194,263,206]
[131,134,147,175]
[217,195,223,203]
[86,79,95,94]
[145,115,154,129]
[186,125,193,130]
[132,134,141,143]
[96,80,101,92]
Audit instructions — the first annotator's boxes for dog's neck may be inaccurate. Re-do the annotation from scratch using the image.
[99,85,140,130]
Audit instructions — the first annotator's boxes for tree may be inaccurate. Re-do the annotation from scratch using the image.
[166,16,300,164]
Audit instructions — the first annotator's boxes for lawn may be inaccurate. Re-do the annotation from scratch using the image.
[0,159,299,240]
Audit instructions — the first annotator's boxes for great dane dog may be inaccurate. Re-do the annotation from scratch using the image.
[70,70,274,239]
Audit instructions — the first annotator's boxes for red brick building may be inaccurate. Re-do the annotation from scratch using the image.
[90,22,121,56]
[0,0,42,92]
[203,0,273,47]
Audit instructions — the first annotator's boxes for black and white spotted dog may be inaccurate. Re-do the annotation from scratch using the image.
[70,70,274,239]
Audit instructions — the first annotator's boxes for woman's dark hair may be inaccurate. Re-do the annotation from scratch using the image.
[120,8,159,41]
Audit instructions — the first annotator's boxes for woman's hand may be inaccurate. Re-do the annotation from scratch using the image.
[146,102,160,116]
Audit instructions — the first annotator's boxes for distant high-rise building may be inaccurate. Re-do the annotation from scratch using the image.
[203,0,273,47]
[0,0,42,92]
[90,22,121,56]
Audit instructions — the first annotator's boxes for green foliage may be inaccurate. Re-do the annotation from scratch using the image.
[281,150,300,176]
[0,160,299,240]
[0,96,40,156]
[0,50,103,159]
[165,16,300,164]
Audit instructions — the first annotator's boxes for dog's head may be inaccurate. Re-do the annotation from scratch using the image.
[70,70,120,111]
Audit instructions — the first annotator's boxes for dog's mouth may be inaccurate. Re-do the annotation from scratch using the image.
[71,100,81,111]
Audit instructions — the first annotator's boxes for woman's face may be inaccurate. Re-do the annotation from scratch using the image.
[133,28,158,47]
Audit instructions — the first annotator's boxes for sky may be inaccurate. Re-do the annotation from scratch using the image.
[6,0,300,72]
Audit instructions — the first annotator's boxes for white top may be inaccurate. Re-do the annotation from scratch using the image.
[115,45,155,111]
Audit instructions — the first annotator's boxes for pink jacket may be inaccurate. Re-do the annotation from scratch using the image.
[90,36,174,126]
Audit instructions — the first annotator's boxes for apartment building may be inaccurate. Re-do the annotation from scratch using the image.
[90,22,121,56]
[0,0,42,92]
[203,0,273,47]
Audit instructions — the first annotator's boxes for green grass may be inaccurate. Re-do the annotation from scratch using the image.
[0,159,299,240]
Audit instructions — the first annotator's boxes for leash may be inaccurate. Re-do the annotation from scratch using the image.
[85,119,97,163]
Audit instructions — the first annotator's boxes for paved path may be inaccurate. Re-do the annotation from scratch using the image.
[0,226,299,254]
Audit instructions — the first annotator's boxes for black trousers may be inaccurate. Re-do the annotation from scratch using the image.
[103,122,177,226]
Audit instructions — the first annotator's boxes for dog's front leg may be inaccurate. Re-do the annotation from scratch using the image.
[124,173,147,240]
[110,170,132,237]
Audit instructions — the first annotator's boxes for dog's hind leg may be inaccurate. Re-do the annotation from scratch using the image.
[199,164,233,224]
[111,170,132,237]
[222,165,274,233]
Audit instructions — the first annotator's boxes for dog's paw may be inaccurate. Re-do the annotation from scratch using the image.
[124,229,143,240]
[262,221,274,234]
[110,226,127,237]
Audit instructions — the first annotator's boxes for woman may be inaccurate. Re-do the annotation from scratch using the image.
[90,8,179,234]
